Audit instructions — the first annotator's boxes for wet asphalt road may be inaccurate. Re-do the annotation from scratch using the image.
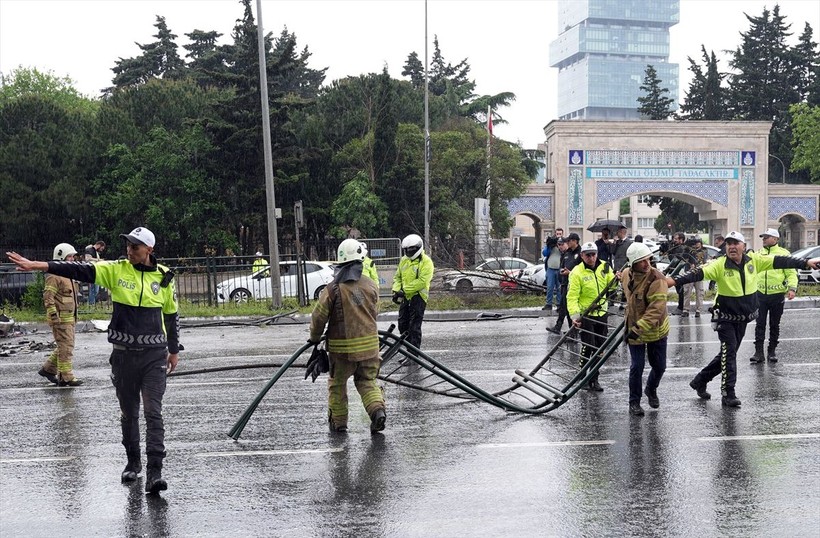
[1,306,819,537]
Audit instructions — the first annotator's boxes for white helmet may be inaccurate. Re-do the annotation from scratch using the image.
[53,243,78,261]
[337,238,365,264]
[359,242,369,257]
[626,242,653,266]
[401,234,423,260]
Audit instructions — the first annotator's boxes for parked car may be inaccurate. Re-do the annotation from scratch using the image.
[0,264,37,307]
[216,261,335,304]
[520,264,546,287]
[442,257,535,293]
[792,245,820,284]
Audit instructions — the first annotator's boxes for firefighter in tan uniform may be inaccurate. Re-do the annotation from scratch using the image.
[310,239,386,434]
[39,243,82,386]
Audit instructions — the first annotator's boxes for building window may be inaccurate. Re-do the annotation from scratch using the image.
[638,217,656,228]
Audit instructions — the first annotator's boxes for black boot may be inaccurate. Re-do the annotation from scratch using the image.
[121,451,142,483]
[767,347,778,363]
[370,408,386,434]
[749,343,764,364]
[145,463,167,494]
[689,377,711,400]
[644,387,660,409]
[38,368,58,384]
[721,393,741,407]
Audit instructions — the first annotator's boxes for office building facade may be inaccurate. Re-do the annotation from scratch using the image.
[550,0,680,120]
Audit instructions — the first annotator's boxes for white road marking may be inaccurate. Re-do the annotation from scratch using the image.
[697,433,820,442]
[477,440,615,449]
[0,456,76,464]
[195,448,343,458]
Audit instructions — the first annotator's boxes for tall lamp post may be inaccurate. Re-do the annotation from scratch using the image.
[256,0,282,307]
[769,153,786,184]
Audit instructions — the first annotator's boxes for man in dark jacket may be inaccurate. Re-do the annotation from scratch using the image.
[548,233,581,334]
[665,232,692,315]
[610,225,632,271]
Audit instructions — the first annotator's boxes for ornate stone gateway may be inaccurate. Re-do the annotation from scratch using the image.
[511,121,819,251]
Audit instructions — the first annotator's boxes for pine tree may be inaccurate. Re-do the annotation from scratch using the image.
[109,16,184,91]
[790,22,819,106]
[637,65,674,120]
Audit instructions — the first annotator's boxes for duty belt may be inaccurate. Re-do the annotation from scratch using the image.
[112,344,146,352]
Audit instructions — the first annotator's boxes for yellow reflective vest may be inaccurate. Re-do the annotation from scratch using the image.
[755,244,797,295]
[567,260,615,320]
[392,254,434,303]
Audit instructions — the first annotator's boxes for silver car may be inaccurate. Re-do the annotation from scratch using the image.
[216,261,335,303]
[442,257,535,293]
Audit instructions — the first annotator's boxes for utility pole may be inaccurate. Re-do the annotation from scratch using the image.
[256,0,282,307]
[423,0,430,254]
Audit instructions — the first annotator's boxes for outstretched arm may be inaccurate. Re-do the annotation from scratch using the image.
[6,252,48,272]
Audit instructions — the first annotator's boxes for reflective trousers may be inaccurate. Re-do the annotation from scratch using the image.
[696,321,747,398]
[754,292,785,351]
[628,337,667,403]
[327,356,384,428]
[43,323,76,382]
[398,294,427,350]
[110,348,168,463]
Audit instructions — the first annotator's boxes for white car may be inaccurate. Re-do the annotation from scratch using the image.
[793,245,820,284]
[520,264,546,287]
[442,257,535,292]
[216,261,335,303]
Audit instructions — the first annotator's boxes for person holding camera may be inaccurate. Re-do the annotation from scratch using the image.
[541,228,564,311]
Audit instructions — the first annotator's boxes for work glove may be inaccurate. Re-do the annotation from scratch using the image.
[304,345,329,382]
[392,291,405,305]
[627,330,639,341]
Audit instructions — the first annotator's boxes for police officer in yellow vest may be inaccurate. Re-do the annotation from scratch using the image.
[7,226,181,494]
[392,234,434,350]
[359,241,380,286]
[39,243,82,386]
[310,239,385,434]
[749,228,797,364]
[568,241,615,392]
[667,231,819,407]
[252,251,269,272]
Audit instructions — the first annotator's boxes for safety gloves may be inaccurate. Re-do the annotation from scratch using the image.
[304,343,329,382]
[392,290,405,305]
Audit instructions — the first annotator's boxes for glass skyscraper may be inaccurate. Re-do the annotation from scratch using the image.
[550,0,680,120]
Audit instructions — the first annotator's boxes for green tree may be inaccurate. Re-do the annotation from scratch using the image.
[330,172,389,237]
[728,6,803,181]
[0,94,97,245]
[637,65,674,120]
[678,47,726,120]
[790,103,820,183]
[645,197,706,235]
[109,16,185,91]
[0,67,96,113]
[790,22,819,106]
[92,126,233,256]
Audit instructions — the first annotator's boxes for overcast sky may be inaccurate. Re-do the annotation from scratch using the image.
[1,0,818,148]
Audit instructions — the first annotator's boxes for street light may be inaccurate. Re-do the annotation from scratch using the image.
[769,153,786,184]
